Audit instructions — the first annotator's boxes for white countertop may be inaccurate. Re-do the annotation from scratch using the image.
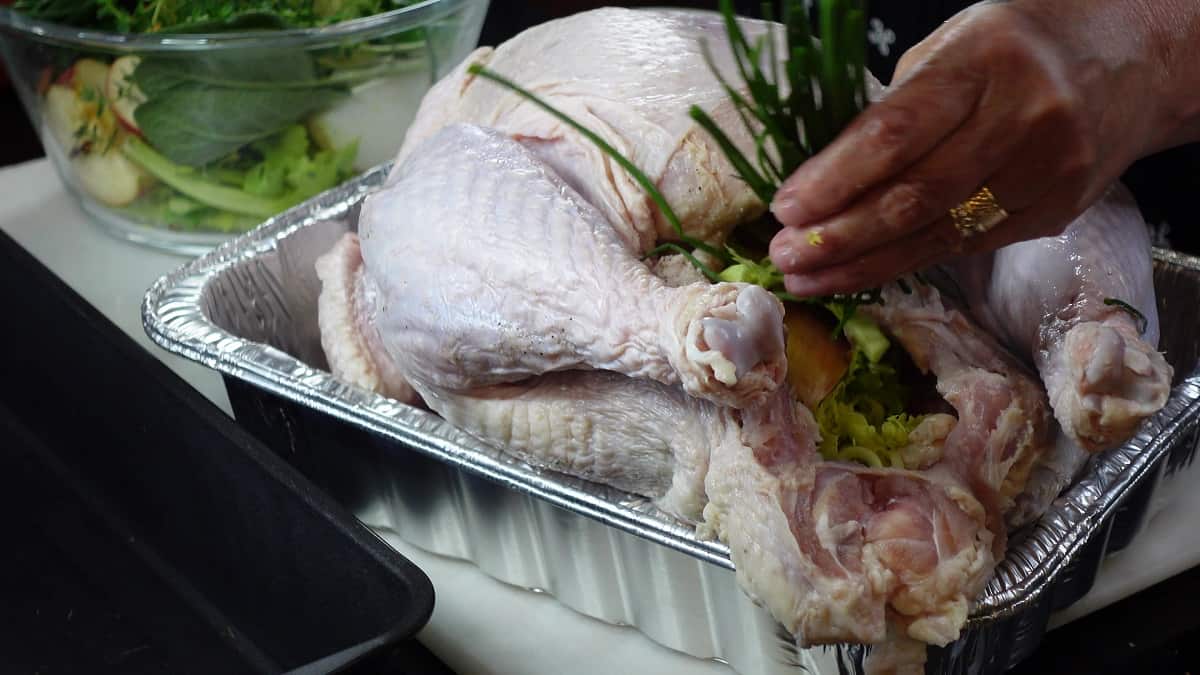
[4,156,1199,673]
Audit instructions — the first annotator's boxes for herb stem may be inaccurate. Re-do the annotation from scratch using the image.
[1104,298,1149,335]
[123,137,291,217]
[647,243,723,282]
[467,63,728,262]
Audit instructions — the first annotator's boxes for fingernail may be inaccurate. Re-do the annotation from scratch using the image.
[783,274,825,298]
[769,229,813,273]
[771,248,801,273]
[771,192,810,227]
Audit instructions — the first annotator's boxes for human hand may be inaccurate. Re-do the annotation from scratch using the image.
[768,0,1171,296]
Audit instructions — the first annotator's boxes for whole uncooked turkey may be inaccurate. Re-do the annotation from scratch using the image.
[319,122,1049,660]
[313,7,1170,673]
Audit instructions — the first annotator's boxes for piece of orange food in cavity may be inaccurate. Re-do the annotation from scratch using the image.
[784,305,852,409]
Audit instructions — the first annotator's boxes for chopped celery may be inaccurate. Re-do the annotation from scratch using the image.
[123,137,293,218]
[815,315,928,469]
[842,315,889,364]
[123,125,359,221]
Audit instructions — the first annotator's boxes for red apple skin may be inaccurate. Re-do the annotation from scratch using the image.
[37,67,54,95]
[105,56,145,138]
[115,116,144,138]
[55,64,75,87]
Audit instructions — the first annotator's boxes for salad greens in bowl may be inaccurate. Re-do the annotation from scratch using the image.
[0,0,489,254]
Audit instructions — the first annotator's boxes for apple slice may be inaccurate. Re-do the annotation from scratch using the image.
[71,58,110,97]
[74,140,152,207]
[105,56,145,135]
[784,305,851,409]
[44,84,83,151]
[43,83,152,207]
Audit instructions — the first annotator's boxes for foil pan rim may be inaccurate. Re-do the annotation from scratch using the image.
[142,162,1200,623]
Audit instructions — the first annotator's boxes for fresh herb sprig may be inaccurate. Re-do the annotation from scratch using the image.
[1104,297,1149,335]
[690,0,868,206]
[697,0,880,330]
[466,63,731,266]
[468,4,878,335]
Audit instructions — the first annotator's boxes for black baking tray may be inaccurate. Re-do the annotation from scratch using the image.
[0,229,440,675]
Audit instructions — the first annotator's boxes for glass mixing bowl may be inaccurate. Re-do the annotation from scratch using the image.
[0,0,488,255]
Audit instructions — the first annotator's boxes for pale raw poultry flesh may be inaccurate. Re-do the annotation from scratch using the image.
[397,7,787,253]
[313,7,1172,672]
[947,184,1172,453]
[321,123,1044,659]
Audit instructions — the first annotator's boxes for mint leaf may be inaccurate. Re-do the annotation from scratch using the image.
[132,52,346,166]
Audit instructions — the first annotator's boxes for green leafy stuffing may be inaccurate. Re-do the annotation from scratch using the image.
[830,309,889,364]
[815,316,927,469]
[122,124,357,222]
[13,0,418,33]
[718,248,784,287]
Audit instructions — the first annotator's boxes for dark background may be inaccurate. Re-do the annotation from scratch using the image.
[1,2,1198,674]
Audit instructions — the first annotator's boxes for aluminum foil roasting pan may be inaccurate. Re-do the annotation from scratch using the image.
[143,164,1200,674]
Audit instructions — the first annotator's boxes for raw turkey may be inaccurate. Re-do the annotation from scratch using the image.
[351,123,788,411]
[317,122,1052,667]
[396,7,788,253]
[946,184,1172,453]
[313,6,1169,672]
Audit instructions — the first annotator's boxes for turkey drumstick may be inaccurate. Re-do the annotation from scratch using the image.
[947,184,1171,451]
[325,123,787,411]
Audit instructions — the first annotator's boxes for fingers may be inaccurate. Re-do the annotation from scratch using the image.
[780,223,955,296]
[770,49,985,228]
[769,173,981,274]
[779,194,1080,298]
[774,152,1091,297]
[770,61,1094,279]
[770,100,1029,274]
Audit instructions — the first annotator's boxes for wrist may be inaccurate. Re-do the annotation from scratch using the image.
[1140,0,1200,148]
[1010,0,1198,156]
[1065,0,1200,152]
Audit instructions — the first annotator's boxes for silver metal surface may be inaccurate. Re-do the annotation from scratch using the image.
[143,165,1200,674]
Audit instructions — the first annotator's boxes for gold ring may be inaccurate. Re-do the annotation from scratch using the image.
[949,186,1009,237]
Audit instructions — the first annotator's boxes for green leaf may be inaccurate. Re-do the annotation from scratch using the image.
[243,123,311,199]
[242,160,288,198]
[285,139,359,200]
[718,248,785,288]
[841,315,889,364]
[123,129,357,218]
[132,51,347,166]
